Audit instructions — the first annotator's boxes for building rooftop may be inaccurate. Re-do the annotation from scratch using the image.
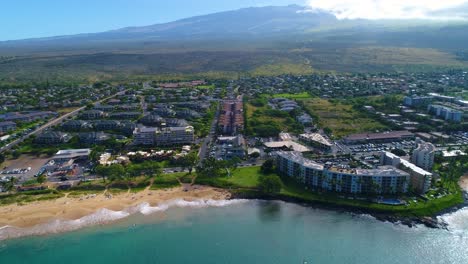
[345,130,414,142]
[265,141,311,152]
[382,151,432,176]
[300,133,332,147]
[277,151,323,170]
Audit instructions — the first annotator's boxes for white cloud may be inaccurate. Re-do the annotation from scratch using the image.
[307,0,468,20]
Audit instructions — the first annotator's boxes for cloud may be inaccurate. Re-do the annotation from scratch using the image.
[306,0,468,20]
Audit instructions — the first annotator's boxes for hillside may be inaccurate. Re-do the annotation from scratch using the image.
[1,5,468,84]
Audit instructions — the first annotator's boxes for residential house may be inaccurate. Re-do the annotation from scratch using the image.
[35,131,71,144]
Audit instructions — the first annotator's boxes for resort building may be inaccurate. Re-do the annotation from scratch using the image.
[411,140,436,171]
[134,126,195,146]
[380,151,432,194]
[276,151,409,195]
[427,105,463,123]
[218,96,244,135]
[217,135,247,159]
[403,95,433,107]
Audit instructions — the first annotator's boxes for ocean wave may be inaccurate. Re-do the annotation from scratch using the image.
[438,207,468,232]
[0,199,247,241]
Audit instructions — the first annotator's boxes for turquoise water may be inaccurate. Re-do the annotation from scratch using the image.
[1,200,467,264]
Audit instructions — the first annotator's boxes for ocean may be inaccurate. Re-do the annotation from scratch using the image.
[0,200,467,264]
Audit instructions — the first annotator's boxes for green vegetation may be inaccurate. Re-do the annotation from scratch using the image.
[0,190,63,206]
[245,97,303,137]
[301,98,387,138]
[272,92,313,99]
[279,177,463,217]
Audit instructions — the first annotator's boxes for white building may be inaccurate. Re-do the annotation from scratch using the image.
[277,151,409,194]
[411,140,435,171]
[134,126,194,146]
[381,151,432,194]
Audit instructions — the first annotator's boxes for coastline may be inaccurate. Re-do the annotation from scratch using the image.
[1,176,467,239]
[231,176,468,229]
[0,185,230,232]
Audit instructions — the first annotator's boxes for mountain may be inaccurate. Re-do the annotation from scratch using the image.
[1,5,468,83]
[0,5,337,47]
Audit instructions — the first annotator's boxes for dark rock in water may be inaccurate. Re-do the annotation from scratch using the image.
[420,217,441,229]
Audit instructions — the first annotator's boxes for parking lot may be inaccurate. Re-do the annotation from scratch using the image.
[1,155,50,183]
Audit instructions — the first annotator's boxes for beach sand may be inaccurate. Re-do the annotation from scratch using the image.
[0,185,230,229]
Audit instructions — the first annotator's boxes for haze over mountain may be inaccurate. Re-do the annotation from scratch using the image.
[1,5,468,83]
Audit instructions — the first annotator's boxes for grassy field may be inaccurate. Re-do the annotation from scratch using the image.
[272,92,313,99]
[245,100,303,136]
[301,98,388,138]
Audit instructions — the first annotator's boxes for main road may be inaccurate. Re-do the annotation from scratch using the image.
[0,90,127,153]
[198,103,220,162]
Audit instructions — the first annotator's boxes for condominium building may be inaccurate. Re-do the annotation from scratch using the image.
[427,105,463,123]
[380,151,432,194]
[134,126,194,146]
[219,96,244,135]
[411,140,436,171]
[276,151,409,195]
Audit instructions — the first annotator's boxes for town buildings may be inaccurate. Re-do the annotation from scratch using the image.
[0,121,16,134]
[35,131,71,145]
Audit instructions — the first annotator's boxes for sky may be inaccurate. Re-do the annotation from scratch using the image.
[0,0,306,41]
[2,0,468,41]
[307,0,468,20]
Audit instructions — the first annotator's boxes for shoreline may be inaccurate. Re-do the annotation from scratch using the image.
[1,176,467,239]
[231,177,468,229]
[0,185,230,239]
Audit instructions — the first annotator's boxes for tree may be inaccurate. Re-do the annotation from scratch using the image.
[180,152,199,174]
[196,157,225,178]
[0,177,18,193]
[107,164,125,182]
[37,174,47,184]
[249,152,260,159]
[0,153,5,165]
[95,164,125,183]
[260,159,275,174]
[95,165,109,183]
[258,175,282,194]
[391,148,407,157]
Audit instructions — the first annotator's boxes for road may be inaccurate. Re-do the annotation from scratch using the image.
[0,90,126,154]
[198,103,220,162]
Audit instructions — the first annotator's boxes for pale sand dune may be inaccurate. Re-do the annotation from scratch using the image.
[0,186,230,228]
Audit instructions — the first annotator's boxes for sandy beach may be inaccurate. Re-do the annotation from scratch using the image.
[0,185,230,229]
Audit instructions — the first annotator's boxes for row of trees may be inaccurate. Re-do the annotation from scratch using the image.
[95,161,162,184]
